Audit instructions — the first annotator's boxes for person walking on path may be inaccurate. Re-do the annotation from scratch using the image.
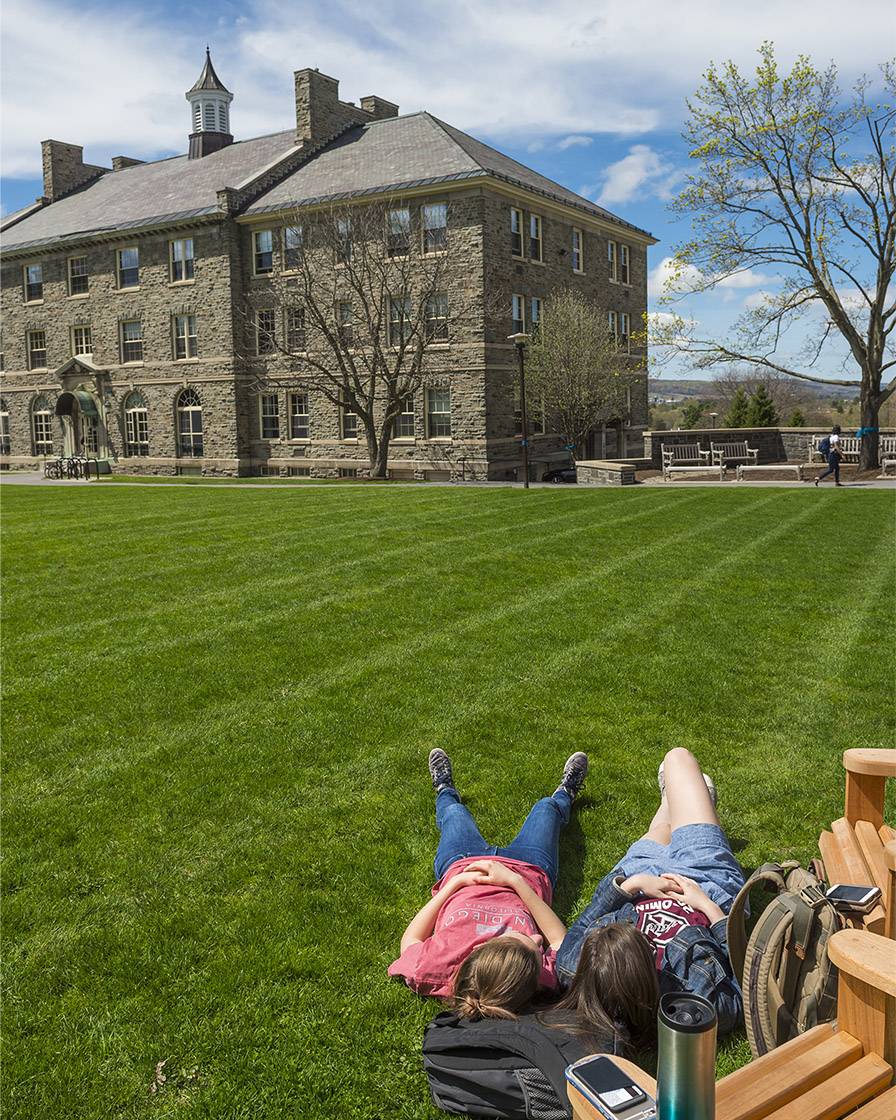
[815,425,844,487]
[388,749,588,1015]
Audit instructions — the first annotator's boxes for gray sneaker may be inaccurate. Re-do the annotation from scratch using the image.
[557,752,589,799]
[428,748,455,792]
[657,761,718,807]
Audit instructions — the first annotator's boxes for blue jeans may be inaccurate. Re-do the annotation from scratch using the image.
[433,788,572,887]
[617,823,745,911]
[818,451,840,483]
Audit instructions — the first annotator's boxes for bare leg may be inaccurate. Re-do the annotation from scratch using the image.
[662,747,720,830]
[642,798,672,846]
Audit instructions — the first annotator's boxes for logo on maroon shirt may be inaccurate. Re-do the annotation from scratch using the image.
[634,898,710,967]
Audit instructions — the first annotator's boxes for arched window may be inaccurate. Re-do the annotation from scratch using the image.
[31,395,53,456]
[177,388,203,457]
[0,398,10,456]
[124,390,149,457]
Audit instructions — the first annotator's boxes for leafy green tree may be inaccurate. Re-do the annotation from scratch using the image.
[681,399,706,429]
[788,408,807,427]
[746,384,780,427]
[653,44,896,469]
[725,385,750,427]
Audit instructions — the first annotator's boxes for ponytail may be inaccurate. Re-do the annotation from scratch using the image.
[452,938,541,1020]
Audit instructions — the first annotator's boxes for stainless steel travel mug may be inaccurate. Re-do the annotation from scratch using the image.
[656,992,717,1120]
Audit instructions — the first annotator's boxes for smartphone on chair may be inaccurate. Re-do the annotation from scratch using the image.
[566,1055,657,1120]
[825,884,881,913]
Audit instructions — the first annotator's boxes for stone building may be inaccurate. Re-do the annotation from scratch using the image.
[0,53,656,480]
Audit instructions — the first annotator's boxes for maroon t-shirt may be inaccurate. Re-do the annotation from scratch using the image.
[634,897,710,967]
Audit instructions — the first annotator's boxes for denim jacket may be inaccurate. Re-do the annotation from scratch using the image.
[556,871,743,1036]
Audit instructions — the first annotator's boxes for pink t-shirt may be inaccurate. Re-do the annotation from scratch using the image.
[634,897,710,967]
[388,856,559,999]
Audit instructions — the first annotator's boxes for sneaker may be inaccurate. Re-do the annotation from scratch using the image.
[557,752,589,799]
[428,748,454,792]
[658,761,718,807]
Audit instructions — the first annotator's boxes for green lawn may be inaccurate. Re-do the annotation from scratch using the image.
[2,484,894,1119]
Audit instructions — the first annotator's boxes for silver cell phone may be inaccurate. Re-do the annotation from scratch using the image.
[566,1055,657,1120]
[825,883,881,913]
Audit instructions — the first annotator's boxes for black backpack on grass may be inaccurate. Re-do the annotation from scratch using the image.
[726,861,844,1058]
[423,1011,600,1119]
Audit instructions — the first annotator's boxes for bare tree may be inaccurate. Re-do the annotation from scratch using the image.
[711,366,804,417]
[526,289,631,459]
[653,45,896,469]
[240,199,482,478]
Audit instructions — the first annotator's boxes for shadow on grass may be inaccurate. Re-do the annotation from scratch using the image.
[555,798,589,918]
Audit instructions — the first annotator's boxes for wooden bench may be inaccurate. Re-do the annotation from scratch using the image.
[810,436,861,463]
[569,927,896,1120]
[879,437,896,477]
[817,749,896,938]
[712,440,759,466]
[661,442,717,481]
[737,463,804,482]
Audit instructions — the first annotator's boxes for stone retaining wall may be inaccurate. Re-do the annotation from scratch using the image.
[644,427,896,467]
[576,459,637,486]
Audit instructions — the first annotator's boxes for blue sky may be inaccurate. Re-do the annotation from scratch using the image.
[1,0,889,380]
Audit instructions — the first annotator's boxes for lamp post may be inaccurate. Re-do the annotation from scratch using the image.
[508,332,530,487]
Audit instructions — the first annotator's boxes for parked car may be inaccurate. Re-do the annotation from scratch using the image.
[542,467,577,484]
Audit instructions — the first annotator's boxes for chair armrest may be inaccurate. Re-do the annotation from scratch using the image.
[827,929,896,996]
[699,449,711,461]
[844,749,896,779]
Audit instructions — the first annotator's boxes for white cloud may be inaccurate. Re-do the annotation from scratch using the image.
[594,144,684,205]
[557,135,593,150]
[717,268,776,289]
[650,255,778,301]
[2,0,892,179]
[744,290,773,310]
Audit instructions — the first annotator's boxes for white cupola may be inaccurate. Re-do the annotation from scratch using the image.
[186,48,234,159]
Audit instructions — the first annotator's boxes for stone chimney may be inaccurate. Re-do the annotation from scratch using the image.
[41,141,108,201]
[294,69,398,147]
[112,156,145,171]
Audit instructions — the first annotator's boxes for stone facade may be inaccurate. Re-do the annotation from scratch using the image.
[0,64,653,481]
[575,459,637,486]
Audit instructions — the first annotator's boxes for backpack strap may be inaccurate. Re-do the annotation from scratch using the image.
[727,863,791,984]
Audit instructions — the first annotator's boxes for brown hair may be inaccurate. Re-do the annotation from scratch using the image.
[451,937,541,1020]
[552,924,659,1054]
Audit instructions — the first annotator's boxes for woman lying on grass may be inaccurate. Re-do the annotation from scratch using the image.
[554,747,744,1048]
[388,749,589,1016]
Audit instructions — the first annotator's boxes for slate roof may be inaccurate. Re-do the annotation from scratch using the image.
[246,113,653,238]
[3,112,653,251]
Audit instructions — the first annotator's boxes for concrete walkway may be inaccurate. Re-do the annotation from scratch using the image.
[3,471,895,491]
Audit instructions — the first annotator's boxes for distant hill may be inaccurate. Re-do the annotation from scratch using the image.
[649,378,860,400]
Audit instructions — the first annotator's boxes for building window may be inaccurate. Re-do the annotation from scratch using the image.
[0,399,9,456]
[572,229,583,273]
[395,396,415,438]
[124,390,149,456]
[608,310,618,343]
[285,307,306,352]
[284,226,303,270]
[203,102,216,130]
[27,330,47,370]
[23,264,43,302]
[608,240,617,282]
[170,238,195,282]
[422,203,448,253]
[339,467,357,478]
[260,393,280,439]
[390,297,411,346]
[530,297,542,337]
[426,386,451,438]
[117,247,139,288]
[120,320,144,363]
[336,217,352,265]
[341,397,358,440]
[256,309,276,355]
[620,312,630,352]
[173,314,198,360]
[337,302,353,347]
[32,396,53,456]
[289,392,309,439]
[254,230,274,274]
[71,325,92,356]
[82,414,99,454]
[425,292,449,341]
[387,207,411,257]
[287,466,310,477]
[511,294,525,336]
[510,208,523,257]
[176,388,203,457]
[529,215,543,262]
[68,256,89,295]
[619,244,630,285]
